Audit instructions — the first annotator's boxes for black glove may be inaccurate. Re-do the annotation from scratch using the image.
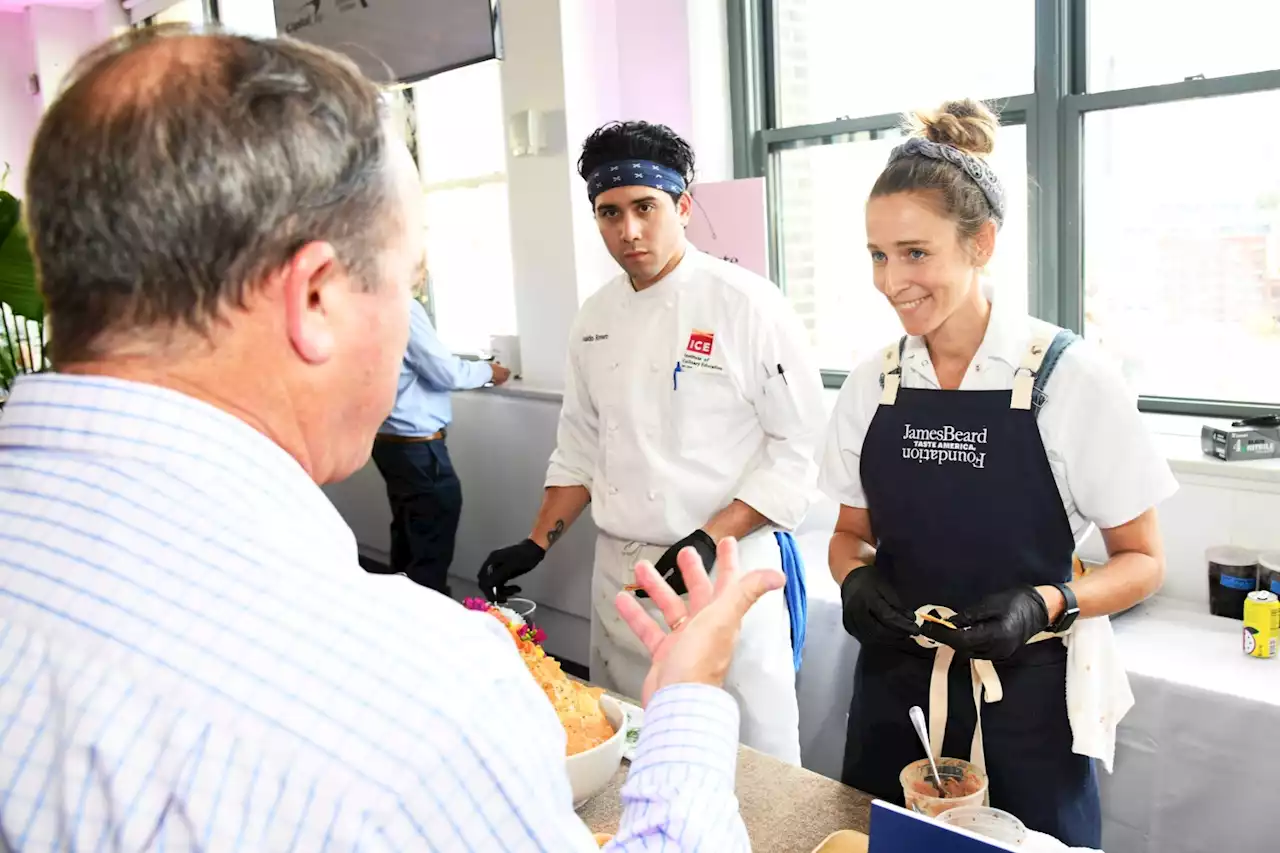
[839,564,920,646]
[478,539,545,603]
[921,585,1050,661]
[637,530,717,598]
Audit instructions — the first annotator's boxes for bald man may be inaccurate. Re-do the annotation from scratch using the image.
[0,25,765,851]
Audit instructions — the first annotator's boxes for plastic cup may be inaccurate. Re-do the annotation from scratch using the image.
[937,806,1028,845]
[899,757,988,817]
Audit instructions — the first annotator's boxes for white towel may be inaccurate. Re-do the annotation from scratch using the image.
[1063,615,1132,773]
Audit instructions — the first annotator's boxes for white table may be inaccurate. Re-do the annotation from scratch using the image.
[793,576,1280,853]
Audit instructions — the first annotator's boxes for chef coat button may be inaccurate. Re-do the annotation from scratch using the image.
[609,486,619,496]
[647,491,657,501]
[665,301,674,309]
[608,420,618,431]
[650,362,660,372]
[610,362,619,371]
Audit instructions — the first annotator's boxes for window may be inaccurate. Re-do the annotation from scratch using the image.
[409,60,517,355]
[734,0,1280,414]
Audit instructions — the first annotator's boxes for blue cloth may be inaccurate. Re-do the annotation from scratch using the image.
[380,299,494,437]
[775,531,807,671]
[586,159,687,203]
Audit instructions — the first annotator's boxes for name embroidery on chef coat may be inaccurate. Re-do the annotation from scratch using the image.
[902,423,988,469]
[681,328,724,372]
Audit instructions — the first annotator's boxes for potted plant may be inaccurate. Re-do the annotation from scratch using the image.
[0,162,47,406]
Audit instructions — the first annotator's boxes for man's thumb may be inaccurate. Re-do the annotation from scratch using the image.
[727,568,786,618]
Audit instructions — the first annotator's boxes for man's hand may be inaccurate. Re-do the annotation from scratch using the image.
[477,539,545,602]
[636,530,717,598]
[839,563,920,646]
[490,363,512,385]
[615,538,784,706]
[919,585,1050,661]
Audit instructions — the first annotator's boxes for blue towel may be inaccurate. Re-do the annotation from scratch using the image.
[775,531,808,671]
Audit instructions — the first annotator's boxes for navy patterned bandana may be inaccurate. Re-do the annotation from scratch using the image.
[586,160,687,204]
[888,137,1006,227]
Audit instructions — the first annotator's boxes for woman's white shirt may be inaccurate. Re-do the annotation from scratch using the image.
[818,287,1179,542]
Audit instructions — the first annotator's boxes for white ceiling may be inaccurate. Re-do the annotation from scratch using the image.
[0,0,105,11]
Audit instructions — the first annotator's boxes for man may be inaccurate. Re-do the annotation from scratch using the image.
[479,121,826,765]
[0,27,775,850]
[368,289,510,595]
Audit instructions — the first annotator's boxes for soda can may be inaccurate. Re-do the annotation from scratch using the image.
[1242,590,1279,659]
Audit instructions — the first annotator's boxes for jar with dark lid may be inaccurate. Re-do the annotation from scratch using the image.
[1259,552,1280,599]
[1206,546,1258,619]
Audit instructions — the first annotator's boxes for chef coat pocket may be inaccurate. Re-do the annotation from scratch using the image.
[756,371,804,437]
[672,369,744,451]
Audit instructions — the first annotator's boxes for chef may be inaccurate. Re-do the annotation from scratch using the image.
[478,120,826,764]
[819,99,1177,847]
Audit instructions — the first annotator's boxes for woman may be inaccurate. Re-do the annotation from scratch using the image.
[819,99,1176,847]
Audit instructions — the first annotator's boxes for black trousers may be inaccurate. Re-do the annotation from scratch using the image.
[369,437,462,595]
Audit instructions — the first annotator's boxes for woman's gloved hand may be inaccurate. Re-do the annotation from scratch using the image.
[839,564,919,646]
[920,585,1050,661]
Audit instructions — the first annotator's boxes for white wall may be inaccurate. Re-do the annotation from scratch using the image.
[27,5,101,109]
[0,10,39,192]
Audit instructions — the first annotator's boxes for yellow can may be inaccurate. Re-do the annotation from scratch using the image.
[1243,591,1279,659]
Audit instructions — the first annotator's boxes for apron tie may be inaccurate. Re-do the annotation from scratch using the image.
[912,604,1071,772]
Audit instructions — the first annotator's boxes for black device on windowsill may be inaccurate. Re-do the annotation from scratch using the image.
[1201,414,1280,461]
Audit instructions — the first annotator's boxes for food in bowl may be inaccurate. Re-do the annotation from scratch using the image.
[464,597,616,756]
[900,757,988,817]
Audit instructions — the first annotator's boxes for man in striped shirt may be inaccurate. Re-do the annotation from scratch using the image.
[0,26,780,852]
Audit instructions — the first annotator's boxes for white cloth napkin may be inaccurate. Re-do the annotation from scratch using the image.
[1024,828,1103,851]
[1063,615,1132,773]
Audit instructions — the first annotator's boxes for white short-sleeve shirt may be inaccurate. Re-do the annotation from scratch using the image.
[818,285,1179,544]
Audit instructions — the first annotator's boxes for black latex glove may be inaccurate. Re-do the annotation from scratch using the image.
[636,530,717,598]
[478,539,545,603]
[920,585,1050,661]
[839,564,920,645]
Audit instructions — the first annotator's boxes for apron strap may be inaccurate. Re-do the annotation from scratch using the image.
[913,603,1072,772]
[878,336,907,406]
[1010,334,1054,410]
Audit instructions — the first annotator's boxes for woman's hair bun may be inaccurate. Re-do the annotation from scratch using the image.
[908,99,999,157]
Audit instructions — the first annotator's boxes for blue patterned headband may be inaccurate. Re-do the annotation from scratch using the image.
[586,160,687,204]
[887,138,1006,227]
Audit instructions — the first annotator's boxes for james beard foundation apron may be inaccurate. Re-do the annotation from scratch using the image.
[843,330,1101,848]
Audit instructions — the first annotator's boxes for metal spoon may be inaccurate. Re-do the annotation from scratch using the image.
[909,704,946,797]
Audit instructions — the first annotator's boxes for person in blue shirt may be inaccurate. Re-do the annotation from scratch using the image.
[369,295,510,595]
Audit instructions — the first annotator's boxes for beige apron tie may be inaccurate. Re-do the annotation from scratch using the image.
[913,604,1069,772]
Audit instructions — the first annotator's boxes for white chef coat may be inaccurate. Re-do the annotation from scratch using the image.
[819,283,1179,543]
[546,247,826,543]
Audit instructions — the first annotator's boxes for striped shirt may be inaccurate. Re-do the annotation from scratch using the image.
[0,374,749,852]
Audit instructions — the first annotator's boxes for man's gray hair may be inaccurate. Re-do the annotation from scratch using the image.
[25,25,399,366]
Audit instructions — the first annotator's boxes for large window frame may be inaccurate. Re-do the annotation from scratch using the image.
[729,0,1280,418]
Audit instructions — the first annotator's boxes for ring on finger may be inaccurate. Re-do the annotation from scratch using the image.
[669,614,689,632]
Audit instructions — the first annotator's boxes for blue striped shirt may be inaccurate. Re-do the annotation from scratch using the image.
[0,374,749,851]
[380,299,494,437]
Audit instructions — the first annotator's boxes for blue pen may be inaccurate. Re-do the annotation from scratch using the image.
[673,362,682,390]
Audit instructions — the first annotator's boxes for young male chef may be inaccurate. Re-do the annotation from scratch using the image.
[477,120,825,764]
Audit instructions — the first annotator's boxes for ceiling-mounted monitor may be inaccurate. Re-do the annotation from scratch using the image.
[274,0,500,85]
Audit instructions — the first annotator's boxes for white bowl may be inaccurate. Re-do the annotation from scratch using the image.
[565,695,627,808]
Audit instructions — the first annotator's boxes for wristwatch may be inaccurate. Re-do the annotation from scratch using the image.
[1048,582,1080,632]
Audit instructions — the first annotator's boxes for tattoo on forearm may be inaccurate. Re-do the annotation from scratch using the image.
[546,519,566,548]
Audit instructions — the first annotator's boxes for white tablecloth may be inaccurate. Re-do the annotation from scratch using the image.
[793,574,1280,853]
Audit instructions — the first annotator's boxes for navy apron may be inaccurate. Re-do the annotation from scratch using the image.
[841,329,1101,848]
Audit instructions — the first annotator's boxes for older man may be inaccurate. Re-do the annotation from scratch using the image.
[0,27,776,851]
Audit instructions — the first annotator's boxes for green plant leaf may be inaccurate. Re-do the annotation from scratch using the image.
[0,190,44,322]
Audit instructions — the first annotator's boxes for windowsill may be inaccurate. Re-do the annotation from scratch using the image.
[476,381,1280,487]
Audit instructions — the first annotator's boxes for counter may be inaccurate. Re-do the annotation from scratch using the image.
[577,744,873,852]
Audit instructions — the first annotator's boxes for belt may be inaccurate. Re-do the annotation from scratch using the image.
[375,429,446,443]
[913,604,1070,772]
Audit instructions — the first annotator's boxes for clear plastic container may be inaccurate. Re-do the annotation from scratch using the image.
[899,757,988,817]
[937,806,1028,845]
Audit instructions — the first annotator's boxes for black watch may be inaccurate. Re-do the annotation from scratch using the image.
[1048,582,1080,632]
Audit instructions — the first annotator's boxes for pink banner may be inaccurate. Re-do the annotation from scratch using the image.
[686,177,770,280]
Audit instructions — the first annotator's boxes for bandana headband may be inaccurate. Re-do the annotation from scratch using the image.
[887,137,1006,227]
[586,160,687,204]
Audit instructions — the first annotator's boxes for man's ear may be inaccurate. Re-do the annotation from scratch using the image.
[280,241,340,365]
[677,191,693,226]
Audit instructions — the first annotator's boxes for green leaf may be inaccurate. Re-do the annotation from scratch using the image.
[0,190,43,322]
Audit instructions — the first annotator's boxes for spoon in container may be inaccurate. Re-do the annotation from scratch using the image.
[909,704,945,797]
